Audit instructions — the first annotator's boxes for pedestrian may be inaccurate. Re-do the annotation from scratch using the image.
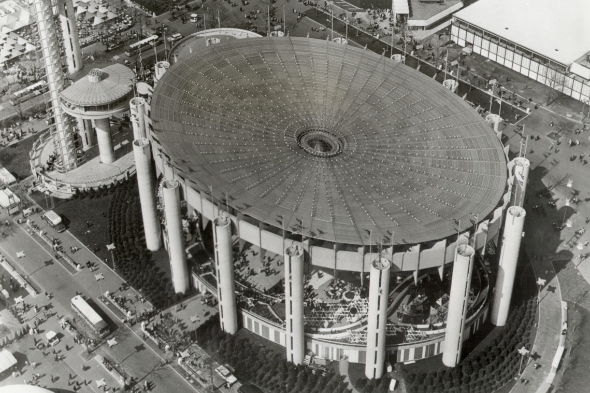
[50,375,54,383]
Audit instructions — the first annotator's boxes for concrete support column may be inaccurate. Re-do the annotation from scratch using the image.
[94,118,115,164]
[130,97,147,139]
[133,139,161,251]
[513,157,530,207]
[491,206,526,326]
[365,258,391,379]
[284,245,305,365]
[162,179,189,294]
[214,215,238,334]
[443,244,475,367]
[85,119,96,148]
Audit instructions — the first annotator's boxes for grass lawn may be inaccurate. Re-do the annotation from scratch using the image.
[0,132,39,181]
[29,191,114,263]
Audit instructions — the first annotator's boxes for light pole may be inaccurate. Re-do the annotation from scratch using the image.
[536,277,546,302]
[107,243,116,271]
[96,272,105,298]
[561,179,573,229]
[517,346,530,377]
[582,98,589,121]
[489,80,496,113]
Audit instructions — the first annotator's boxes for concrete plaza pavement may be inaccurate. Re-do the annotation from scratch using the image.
[0,208,197,393]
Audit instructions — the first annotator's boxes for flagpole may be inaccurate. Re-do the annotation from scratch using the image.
[489,81,495,113]
[283,5,286,33]
[444,49,448,80]
[390,230,394,262]
[331,10,334,41]
[163,28,167,60]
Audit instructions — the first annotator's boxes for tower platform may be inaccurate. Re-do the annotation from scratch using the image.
[32,127,135,198]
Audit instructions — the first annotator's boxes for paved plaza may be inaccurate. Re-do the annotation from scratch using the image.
[33,125,136,193]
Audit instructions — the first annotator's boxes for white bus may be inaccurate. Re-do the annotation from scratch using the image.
[125,35,160,57]
[9,80,48,105]
[71,295,110,338]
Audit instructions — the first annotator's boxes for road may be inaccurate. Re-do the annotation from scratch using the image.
[0,208,195,393]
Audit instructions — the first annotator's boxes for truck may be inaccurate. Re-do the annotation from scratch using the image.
[42,210,66,232]
[0,188,20,215]
[45,331,60,346]
[167,33,183,43]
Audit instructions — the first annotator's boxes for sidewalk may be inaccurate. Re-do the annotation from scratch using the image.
[510,254,562,393]
[0,208,194,392]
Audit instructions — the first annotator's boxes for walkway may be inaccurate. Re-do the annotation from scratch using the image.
[510,254,562,393]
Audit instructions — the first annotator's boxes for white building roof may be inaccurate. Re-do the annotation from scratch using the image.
[0,349,17,374]
[0,386,53,393]
[454,0,590,65]
[393,0,409,15]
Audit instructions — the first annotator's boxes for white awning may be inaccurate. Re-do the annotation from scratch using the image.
[393,0,409,15]
[0,349,17,373]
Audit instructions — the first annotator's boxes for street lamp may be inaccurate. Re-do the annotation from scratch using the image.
[107,243,116,271]
[517,346,530,377]
[582,98,589,121]
[96,272,105,298]
[43,191,50,210]
[536,277,546,303]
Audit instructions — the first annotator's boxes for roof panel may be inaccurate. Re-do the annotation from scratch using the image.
[151,37,507,245]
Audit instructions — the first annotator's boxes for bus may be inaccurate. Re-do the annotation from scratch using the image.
[71,295,110,338]
[125,35,160,57]
[9,80,48,105]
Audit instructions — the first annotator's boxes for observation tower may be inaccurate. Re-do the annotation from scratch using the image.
[31,0,82,173]
[30,64,137,196]
[60,65,135,163]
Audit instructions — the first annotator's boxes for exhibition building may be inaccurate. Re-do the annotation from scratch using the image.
[128,31,529,377]
[452,0,590,103]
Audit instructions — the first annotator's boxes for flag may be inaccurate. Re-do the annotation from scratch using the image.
[413,270,418,285]
[567,179,573,188]
[566,198,570,207]
[438,265,444,280]
[566,219,573,228]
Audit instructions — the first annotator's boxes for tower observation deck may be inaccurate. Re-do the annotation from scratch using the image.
[60,64,134,164]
